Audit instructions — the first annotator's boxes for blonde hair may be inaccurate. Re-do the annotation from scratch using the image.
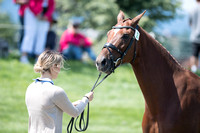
[34,50,64,73]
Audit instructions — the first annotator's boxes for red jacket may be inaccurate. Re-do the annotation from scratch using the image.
[13,0,27,17]
[59,29,92,52]
[13,0,55,22]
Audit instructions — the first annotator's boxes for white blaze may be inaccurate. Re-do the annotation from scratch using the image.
[113,25,121,36]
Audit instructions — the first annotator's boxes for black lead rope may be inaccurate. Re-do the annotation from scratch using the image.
[67,72,110,133]
[67,25,139,133]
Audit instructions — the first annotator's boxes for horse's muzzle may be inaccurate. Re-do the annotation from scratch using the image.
[96,56,112,74]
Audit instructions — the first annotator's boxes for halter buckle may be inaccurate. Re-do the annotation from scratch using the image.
[113,58,122,67]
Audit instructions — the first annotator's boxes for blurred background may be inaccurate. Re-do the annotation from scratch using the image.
[0,0,199,133]
[0,0,196,64]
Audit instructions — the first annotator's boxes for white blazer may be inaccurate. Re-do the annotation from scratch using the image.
[25,78,89,133]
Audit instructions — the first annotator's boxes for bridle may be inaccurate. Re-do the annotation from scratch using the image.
[103,25,140,73]
[67,24,140,133]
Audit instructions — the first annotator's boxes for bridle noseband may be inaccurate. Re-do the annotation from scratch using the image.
[103,25,140,73]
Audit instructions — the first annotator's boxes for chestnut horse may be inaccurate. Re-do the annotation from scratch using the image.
[96,11,200,133]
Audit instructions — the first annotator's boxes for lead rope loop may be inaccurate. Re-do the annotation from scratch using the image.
[67,72,110,133]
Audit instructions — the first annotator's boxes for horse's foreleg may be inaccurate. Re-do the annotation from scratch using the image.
[142,104,158,133]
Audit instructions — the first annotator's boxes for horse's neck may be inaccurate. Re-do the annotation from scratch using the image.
[131,27,182,116]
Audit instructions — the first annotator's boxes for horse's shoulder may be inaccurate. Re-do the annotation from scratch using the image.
[175,69,200,105]
[176,69,200,86]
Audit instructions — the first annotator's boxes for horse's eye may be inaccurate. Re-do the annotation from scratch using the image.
[122,34,129,40]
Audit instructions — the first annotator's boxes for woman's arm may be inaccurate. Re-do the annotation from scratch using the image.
[72,100,82,106]
[52,87,89,118]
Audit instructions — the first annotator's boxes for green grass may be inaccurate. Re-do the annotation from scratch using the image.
[0,58,145,133]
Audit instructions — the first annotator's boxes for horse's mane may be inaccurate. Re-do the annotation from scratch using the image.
[140,27,183,69]
[120,19,183,70]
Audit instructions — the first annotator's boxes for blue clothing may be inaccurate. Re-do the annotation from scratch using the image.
[82,47,96,61]
[62,44,96,61]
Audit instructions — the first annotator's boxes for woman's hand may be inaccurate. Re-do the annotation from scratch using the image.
[84,92,94,102]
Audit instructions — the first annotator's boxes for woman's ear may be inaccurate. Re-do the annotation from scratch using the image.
[51,65,60,73]
[49,66,54,74]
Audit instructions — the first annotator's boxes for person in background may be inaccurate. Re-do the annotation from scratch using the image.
[25,50,94,133]
[189,0,200,72]
[13,0,28,49]
[45,12,58,50]
[20,0,55,64]
[59,18,96,62]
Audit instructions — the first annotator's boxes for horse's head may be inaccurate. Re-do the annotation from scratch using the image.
[96,10,146,74]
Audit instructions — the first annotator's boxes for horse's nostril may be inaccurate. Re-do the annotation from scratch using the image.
[101,58,107,67]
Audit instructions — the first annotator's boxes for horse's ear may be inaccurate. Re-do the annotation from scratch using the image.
[117,10,125,23]
[132,10,146,25]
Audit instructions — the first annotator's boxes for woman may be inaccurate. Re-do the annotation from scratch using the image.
[25,50,94,133]
[20,0,55,64]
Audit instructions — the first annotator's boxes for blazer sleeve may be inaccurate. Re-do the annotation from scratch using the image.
[52,87,89,118]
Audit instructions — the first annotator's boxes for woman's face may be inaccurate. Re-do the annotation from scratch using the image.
[51,64,61,79]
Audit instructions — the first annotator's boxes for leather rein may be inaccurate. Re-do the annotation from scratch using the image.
[67,72,110,133]
[66,25,140,133]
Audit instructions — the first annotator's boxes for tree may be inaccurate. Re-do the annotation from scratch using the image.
[55,0,181,41]
[116,0,181,31]
[56,0,119,30]
[0,5,17,47]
